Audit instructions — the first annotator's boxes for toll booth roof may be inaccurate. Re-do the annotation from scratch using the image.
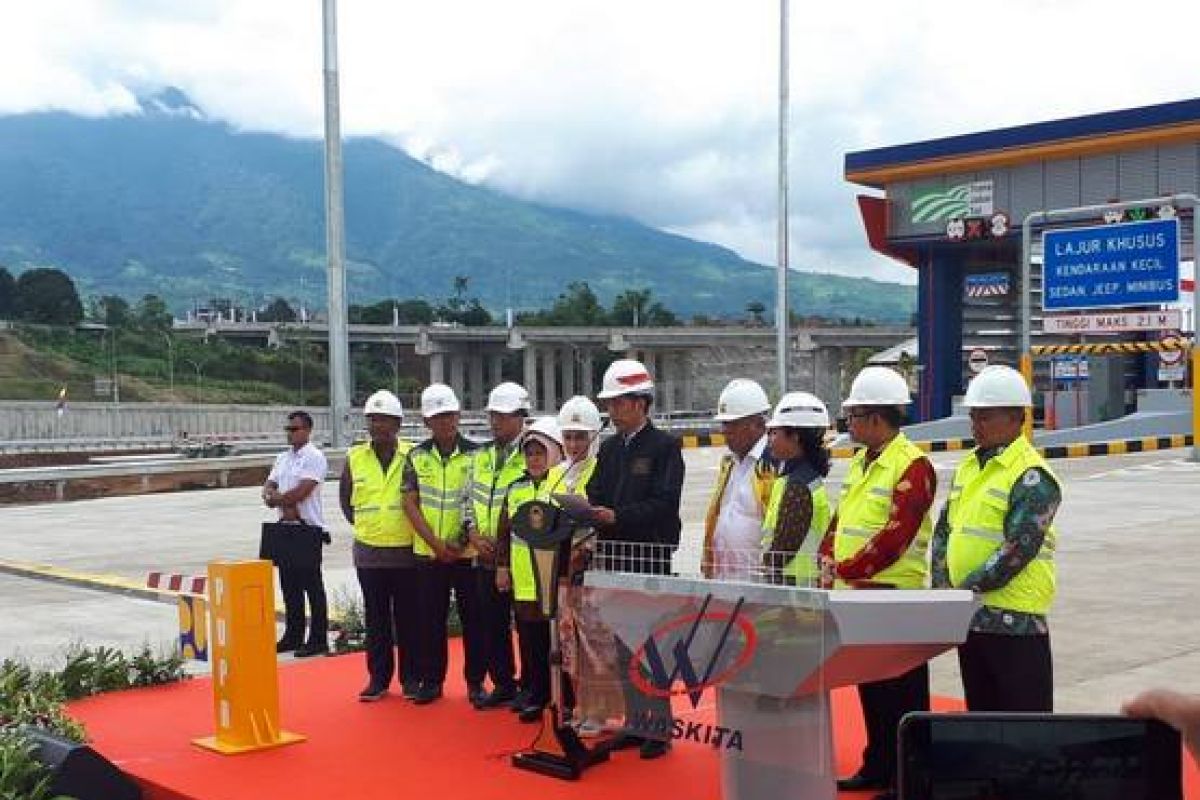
[845,96,1200,188]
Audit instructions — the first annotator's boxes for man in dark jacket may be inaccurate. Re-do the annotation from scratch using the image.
[586,358,685,759]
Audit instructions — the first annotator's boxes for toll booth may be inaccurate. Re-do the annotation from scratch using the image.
[845,97,1199,422]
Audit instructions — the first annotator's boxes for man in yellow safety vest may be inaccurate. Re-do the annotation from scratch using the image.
[932,365,1062,712]
[822,367,933,800]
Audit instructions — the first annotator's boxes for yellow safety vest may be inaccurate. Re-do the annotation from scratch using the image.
[833,433,931,589]
[946,435,1059,615]
[702,453,777,577]
[546,458,596,498]
[348,441,416,548]
[505,477,554,602]
[409,440,475,558]
[761,472,831,584]
[470,442,526,539]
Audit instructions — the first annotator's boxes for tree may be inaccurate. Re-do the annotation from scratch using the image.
[610,288,677,327]
[524,281,607,326]
[13,268,83,325]
[94,294,131,327]
[611,289,651,326]
[642,301,678,327]
[350,299,435,325]
[452,299,493,327]
[438,277,492,326]
[0,266,14,319]
[745,301,767,326]
[394,299,435,325]
[259,297,297,323]
[134,294,173,330]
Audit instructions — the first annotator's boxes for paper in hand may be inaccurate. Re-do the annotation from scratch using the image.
[552,493,597,521]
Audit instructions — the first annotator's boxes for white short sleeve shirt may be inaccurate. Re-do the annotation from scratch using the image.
[268,442,328,529]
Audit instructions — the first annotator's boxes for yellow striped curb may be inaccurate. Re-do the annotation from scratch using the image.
[685,433,1194,460]
[0,558,176,604]
[0,558,346,625]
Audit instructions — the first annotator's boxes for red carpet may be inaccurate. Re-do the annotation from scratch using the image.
[69,644,1200,800]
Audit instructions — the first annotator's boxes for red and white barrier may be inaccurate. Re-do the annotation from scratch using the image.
[146,572,208,596]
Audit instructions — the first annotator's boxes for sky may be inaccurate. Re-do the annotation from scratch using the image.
[3,0,1200,286]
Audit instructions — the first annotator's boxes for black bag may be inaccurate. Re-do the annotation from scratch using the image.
[259,521,326,569]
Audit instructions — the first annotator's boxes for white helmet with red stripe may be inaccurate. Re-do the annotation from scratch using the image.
[597,359,654,400]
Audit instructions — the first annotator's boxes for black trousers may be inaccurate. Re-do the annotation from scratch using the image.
[356,566,419,689]
[615,638,673,741]
[516,618,551,707]
[476,567,517,692]
[958,630,1053,712]
[856,662,930,784]
[278,565,328,647]
[417,559,486,688]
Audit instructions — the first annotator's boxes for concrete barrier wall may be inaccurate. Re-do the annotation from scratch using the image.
[0,402,342,441]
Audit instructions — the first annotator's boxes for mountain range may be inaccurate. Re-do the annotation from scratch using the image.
[0,89,915,322]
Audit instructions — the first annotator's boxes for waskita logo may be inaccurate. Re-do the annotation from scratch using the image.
[911,183,972,223]
[625,595,756,750]
[629,596,757,706]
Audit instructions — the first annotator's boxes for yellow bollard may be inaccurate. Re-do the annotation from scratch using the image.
[178,594,209,662]
[1020,352,1034,439]
[1193,344,1199,462]
[193,560,305,755]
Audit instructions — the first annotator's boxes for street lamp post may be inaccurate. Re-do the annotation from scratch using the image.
[110,328,120,404]
[184,358,203,404]
[163,333,174,399]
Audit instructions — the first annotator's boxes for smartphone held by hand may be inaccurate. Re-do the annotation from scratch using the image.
[898,711,1181,800]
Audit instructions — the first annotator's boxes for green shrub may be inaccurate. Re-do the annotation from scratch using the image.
[0,660,85,743]
[59,642,189,699]
[58,645,129,700]
[0,731,60,800]
[129,644,187,688]
[329,587,366,654]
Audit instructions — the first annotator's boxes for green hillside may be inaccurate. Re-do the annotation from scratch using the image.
[0,98,914,322]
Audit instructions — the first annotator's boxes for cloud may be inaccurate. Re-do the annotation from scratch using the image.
[4,0,1200,287]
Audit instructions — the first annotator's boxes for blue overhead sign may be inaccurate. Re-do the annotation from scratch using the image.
[1042,218,1180,311]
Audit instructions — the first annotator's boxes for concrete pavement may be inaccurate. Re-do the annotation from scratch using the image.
[2,446,1199,713]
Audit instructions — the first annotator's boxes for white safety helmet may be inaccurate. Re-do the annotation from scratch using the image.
[597,359,654,400]
[486,381,531,414]
[842,366,910,408]
[420,383,460,417]
[557,395,602,432]
[521,415,564,458]
[767,392,830,429]
[713,379,771,422]
[963,365,1032,408]
[363,389,404,419]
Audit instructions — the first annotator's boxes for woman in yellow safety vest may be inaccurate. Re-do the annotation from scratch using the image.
[547,395,621,737]
[761,392,833,585]
[495,416,564,722]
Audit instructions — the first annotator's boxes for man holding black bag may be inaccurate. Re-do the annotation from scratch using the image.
[263,410,330,658]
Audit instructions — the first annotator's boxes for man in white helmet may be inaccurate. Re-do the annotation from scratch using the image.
[587,358,684,760]
[702,379,779,581]
[932,365,1061,713]
[463,381,530,709]
[822,366,933,800]
[402,383,486,707]
[338,390,421,702]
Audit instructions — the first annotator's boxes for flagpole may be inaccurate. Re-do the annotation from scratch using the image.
[775,0,790,396]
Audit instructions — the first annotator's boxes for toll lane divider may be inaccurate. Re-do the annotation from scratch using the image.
[679,431,1194,460]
